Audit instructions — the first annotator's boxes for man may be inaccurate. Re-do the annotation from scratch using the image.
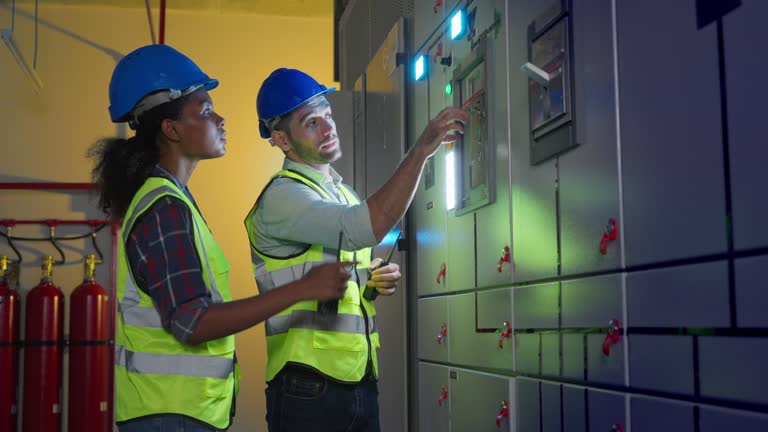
[245,68,468,431]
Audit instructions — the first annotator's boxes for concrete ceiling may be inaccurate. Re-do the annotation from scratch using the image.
[0,0,333,18]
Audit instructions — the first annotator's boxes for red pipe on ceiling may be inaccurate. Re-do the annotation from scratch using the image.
[0,182,96,191]
[159,0,166,44]
[0,219,108,227]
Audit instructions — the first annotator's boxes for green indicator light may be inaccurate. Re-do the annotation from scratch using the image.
[445,82,452,95]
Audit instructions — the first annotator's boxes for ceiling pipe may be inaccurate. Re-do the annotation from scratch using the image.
[0,182,96,190]
[159,0,166,44]
[144,0,156,44]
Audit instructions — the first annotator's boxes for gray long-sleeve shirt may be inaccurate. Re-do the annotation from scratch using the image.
[250,159,377,257]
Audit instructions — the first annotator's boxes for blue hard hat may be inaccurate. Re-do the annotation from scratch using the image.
[108,44,218,123]
[256,68,336,138]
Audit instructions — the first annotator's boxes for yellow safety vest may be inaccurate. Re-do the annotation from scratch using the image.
[115,177,238,429]
[244,169,379,382]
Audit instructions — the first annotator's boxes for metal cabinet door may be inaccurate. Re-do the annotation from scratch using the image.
[507,0,559,283]
[450,369,513,431]
[514,282,559,329]
[735,255,768,328]
[626,262,730,328]
[514,333,539,375]
[699,406,768,432]
[414,0,445,50]
[562,385,586,432]
[449,290,513,371]
[413,60,448,297]
[559,0,621,276]
[418,297,450,362]
[517,378,540,432]
[562,275,624,386]
[475,0,514,289]
[514,282,559,375]
[724,1,768,250]
[699,336,768,405]
[542,382,562,432]
[630,397,694,432]
[561,334,585,381]
[561,274,623,328]
[616,0,727,266]
[628,335,694,395]
[587,390,626,432]
[418,362,451,432]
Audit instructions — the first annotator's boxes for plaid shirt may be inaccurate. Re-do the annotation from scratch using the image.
[125,166,211,343]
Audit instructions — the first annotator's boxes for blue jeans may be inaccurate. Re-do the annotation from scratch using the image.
[117,415,218,432]
[266,365,380,432]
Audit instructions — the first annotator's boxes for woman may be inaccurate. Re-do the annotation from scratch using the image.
[89,44,351,432]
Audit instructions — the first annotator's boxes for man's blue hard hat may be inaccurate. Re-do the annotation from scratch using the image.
[108,44,218,123]
[256,68,336,138]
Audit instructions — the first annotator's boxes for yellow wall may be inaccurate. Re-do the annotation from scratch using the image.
[0,3,335,431]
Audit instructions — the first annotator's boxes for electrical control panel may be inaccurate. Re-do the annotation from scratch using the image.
[450,34,495,216]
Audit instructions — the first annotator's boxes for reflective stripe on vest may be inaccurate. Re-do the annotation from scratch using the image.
[260,252,371,293]
[265,311,376,337]
[115,344,233,379]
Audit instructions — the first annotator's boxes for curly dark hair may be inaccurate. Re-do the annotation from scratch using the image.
[88,94,190,221]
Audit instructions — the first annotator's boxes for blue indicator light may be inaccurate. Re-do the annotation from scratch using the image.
[414,55,427,81]
[450,10,464,40]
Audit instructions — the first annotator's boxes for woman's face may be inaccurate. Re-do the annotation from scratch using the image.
[172,88,227,160]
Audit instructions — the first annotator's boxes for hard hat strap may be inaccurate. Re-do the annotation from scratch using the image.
[129,83,203,129]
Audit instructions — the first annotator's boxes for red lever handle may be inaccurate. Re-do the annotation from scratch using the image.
[498,321,512,349]
[599,218,618,255]
[433,0,443,14]
[436,262,446,284]
[497,246,511,272]
[437,323,448,344]
[495,400,509,427]
[612,424,624,432]
[438,385,449,406]
[602,319,621,356]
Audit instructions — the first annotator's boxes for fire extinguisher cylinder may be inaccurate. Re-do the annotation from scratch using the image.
[0,256,21,432]
[23,256,64,432]
[68,254,110,432]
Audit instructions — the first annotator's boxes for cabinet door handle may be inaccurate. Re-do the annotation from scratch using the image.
[437,323,448,344]
[436,262,446,284]
[495,400,509,427]
[433,0,443,14]
[602,319,621,356]
[497,246,511,272]
[498,321,512,349]
[437,385,449,406]
[599,218,618,255]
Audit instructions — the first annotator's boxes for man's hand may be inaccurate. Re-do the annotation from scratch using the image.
[367,258,401,297]
[414,107,469,159]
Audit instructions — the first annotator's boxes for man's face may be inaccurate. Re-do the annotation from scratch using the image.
[283,96,341,165]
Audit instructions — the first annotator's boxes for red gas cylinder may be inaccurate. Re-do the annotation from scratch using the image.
[68,254,110,432]
[0,256,21,432]
[23,256,64,432]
